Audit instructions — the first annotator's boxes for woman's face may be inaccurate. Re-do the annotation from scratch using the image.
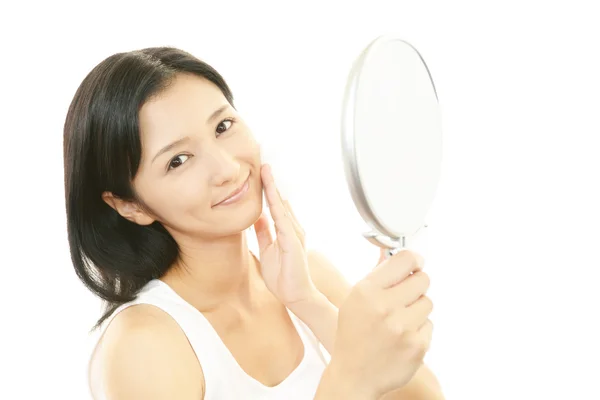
[131,73,263,239]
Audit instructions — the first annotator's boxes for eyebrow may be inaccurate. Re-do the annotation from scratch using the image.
[151,105,230,164]
[207,104,229,124]
[151,137,191,164]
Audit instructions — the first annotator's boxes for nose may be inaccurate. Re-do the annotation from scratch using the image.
[207,147,240,187]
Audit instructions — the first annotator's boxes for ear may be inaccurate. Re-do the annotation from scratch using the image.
[102,191,155,226]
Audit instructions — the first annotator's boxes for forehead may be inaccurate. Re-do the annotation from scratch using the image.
[138,74,227,146]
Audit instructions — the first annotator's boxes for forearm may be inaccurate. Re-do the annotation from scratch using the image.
[381,380,445,400]
[288,293,376,399]
[313,359,375,400]
[380,365,445,400]
[287,291,338,355]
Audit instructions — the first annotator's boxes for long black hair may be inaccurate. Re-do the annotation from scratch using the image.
[63,47,234,329]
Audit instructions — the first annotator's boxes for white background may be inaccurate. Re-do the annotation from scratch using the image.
[1,1,599,399]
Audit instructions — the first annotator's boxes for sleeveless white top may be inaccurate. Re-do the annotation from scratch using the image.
[88,279,329,399]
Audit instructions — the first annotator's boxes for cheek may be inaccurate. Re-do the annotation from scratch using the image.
[244,137,262,166]
[227,132,263,196]
[140,172,213,220]
[174,172,212,211]
[232,128,260,158]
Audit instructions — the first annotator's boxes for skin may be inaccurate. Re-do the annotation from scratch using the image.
[100,73,316,398]
[103,73,265,310]
[306,251,444,400]
[97,73,443,399]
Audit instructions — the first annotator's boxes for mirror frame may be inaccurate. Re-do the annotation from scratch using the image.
[340,35,440,244]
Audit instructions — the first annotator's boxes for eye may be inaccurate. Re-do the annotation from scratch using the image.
[216,118,235,136]
[168,154,191,171]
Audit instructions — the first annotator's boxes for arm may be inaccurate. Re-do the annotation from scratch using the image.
[287,289,338,354]
[314,358,380,400]
[289,251,445,400]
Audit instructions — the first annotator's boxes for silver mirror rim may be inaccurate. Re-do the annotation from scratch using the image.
[341,35,439,240]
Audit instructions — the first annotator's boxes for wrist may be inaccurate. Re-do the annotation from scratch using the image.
[285,289,329,317]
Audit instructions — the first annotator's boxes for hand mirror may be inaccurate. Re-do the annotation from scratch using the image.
[341,35,443,256]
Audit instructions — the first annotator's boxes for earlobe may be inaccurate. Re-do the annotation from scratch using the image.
[101,191,155,226]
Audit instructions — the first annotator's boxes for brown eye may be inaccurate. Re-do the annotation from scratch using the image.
[216,119,233,136]
[168,154,190,170]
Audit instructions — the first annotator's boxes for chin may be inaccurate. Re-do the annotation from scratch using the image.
[239,195,263,230]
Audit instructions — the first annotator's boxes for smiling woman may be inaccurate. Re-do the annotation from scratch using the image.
[64,48,330,400]
[64,49,263,325]
[63,47,442,400]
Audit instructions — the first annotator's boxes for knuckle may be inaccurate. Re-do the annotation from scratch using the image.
[385,316,406,336]
[406,335,428,360]
[370,296,389,318]
[376,301,391,318]
[404,331,420,349]
[416,342,428,360]
[424,296,434,313]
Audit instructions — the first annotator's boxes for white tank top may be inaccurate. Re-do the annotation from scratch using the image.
[88,279,330,399]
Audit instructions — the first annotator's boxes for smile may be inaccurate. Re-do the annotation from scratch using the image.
[213,175,250,207]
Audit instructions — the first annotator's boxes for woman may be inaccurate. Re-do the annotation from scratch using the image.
[63,47,443,399]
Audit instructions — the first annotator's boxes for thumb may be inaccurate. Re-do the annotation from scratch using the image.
[254,213,273,253]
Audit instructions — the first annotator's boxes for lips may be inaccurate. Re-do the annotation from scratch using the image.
[213,175,250,207]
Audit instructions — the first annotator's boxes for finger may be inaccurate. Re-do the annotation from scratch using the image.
[282,199,298,221]
[283,200,305,247]
[386,271,430,306]
[417,319,433,352]
[253,213,273,253]
[366,250,424,289]
[261,165,297,249]
[404,295,433,331]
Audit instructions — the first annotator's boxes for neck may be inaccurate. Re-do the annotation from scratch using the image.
[161,230,264,312]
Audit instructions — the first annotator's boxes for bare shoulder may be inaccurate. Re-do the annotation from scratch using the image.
[99,304,204,399]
